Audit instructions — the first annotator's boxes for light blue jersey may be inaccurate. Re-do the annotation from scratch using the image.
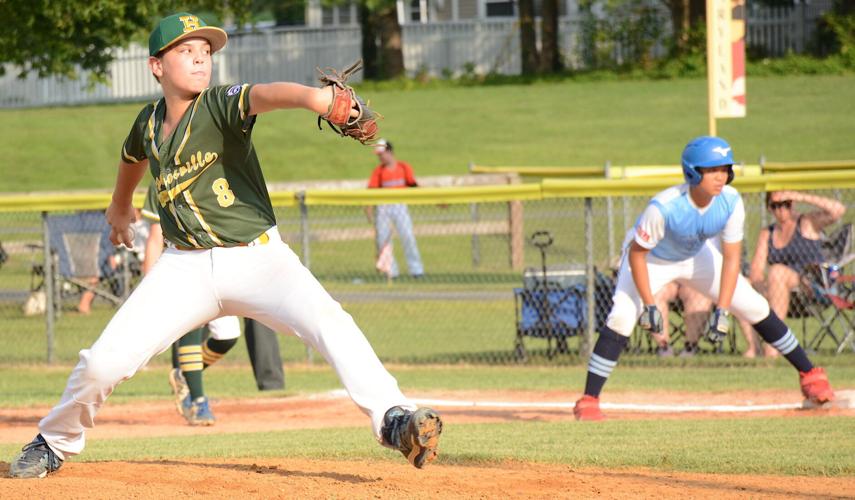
[633,184,745,262]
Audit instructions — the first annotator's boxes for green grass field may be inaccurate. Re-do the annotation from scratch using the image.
[2,417,853,476]
[3,361,855,407]
[1,363,854,476]
[2,76,854,486]
[1,75,855,192]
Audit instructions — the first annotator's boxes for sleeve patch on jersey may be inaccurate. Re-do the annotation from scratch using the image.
[635,226,650,242]
[227,84,243,97]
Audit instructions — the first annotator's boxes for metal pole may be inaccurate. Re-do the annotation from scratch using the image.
[606,195,615,267]
[470,203,480,268]
[297,191,314,364]
[42,212,55,364]
[583,198,595,360]
[622,196,631,233]
[298,191,310,269]
[121,247,131,301]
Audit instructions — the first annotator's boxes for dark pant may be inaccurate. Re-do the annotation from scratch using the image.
[244,318,285,390]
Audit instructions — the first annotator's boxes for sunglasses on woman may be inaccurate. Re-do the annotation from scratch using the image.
[769,200,792,210]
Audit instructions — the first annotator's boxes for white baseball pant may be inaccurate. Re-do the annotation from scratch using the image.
[206,315,240,340]
[375,204,423,278]
[38,227,414,459]
[606,240,770,337]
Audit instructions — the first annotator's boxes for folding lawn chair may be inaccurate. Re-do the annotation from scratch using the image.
[35,212,128,309]
[798,223,855,354]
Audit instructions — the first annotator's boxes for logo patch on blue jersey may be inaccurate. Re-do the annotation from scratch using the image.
[226,84,243,97]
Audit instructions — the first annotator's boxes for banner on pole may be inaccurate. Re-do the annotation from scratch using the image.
[708,0,746,118]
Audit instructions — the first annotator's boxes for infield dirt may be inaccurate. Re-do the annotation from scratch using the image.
[1,389,852,498]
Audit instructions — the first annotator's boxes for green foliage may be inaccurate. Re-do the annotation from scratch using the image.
[824,12,855,67]
[748,53,853,76]
[577,0,667,71]
[252,0,306,26]
[0,0,252,82]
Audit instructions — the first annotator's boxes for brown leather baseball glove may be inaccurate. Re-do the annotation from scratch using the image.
[317,60,380,145]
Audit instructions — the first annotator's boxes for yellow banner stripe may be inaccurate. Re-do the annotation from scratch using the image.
[304,184,543,206]
[4,169,855,213]
[470,164,604,177]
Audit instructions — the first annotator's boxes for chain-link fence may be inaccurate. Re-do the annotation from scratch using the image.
[2,182,854,365]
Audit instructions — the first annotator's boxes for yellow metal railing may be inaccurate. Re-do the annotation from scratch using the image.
[1,169,854,211]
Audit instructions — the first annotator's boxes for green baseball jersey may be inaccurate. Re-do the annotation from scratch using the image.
[122,84,275,248]
[141,181,159,223]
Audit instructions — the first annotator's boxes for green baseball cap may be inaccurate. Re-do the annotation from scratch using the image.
[148,13,228,57]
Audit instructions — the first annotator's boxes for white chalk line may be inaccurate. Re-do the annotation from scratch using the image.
[411,398,805,413]
[318,389,809,413]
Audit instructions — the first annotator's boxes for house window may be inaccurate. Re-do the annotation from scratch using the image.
[339,2,352,25]
[410,0,429,22]
[322,5,334,25]
[485,0,515,17]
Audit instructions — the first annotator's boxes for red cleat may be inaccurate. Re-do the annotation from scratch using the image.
[573,395,605,421]
[800,367,835,405]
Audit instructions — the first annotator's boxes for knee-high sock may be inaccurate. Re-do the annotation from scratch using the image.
[752,312,813,373]
[177,327,205,400]
[202,337,238,369]
[584,327,629,398]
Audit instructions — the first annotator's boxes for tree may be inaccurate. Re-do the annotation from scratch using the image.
[357,0,406,79]
[377,3,405,78]
[539,0,562,72]
[358,2,381,78]
[0,0,252,81]
[262,0,307,26]
[518,0,539,74]
[659,0,705,56]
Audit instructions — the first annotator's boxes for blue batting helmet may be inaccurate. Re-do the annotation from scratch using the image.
[681,136,735,185]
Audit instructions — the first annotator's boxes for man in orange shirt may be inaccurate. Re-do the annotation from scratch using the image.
[367,139,424,278]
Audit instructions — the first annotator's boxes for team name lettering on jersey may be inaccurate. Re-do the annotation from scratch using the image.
[155,150,219,205]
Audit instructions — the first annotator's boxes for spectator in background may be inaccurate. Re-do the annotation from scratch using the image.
[651,282,712,357]
[749,191,846,357]
[78,209,148,314]
[366,139,424,279]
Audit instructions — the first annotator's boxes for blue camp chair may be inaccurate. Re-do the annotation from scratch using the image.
[513,283,586,360]
[40,211,127,308]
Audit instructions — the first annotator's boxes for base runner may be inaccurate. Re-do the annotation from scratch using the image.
[574,136,835,421]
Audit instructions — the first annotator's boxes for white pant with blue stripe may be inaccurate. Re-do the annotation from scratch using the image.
[375,204,423,277]
[606,240,770,337]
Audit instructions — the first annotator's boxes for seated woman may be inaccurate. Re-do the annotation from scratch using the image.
[749,190,846,357]
[651,282,711,357]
